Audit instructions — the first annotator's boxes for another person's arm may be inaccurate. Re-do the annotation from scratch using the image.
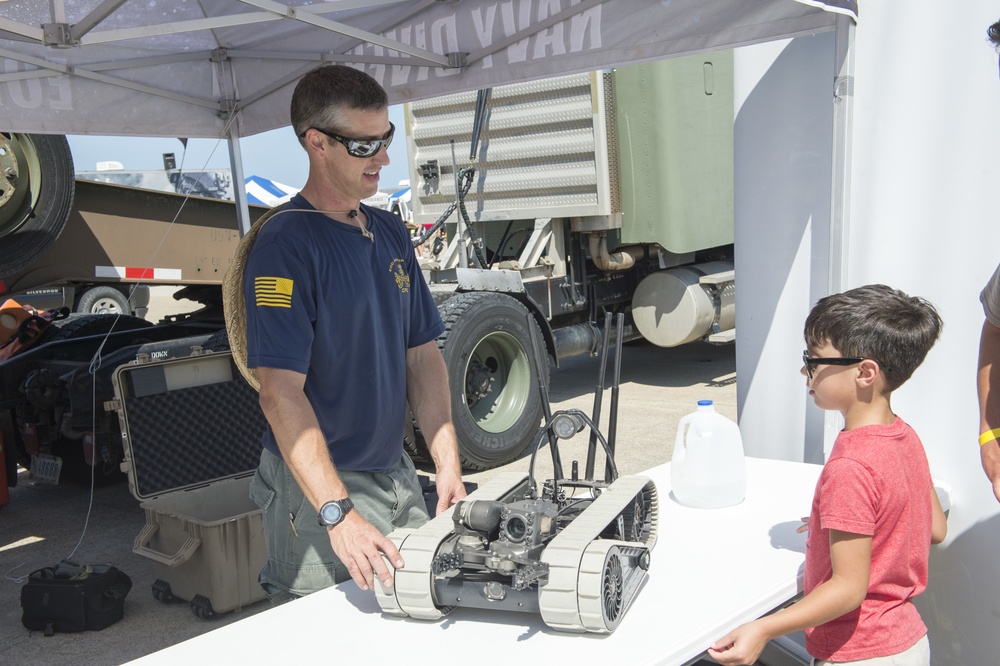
[405,340,466,515]
[707,531,872,666]
[931,486,948,545]
[978,319,1000,502]
[257,366,404,591]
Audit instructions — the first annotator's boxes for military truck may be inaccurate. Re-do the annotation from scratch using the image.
[403,52,736,470]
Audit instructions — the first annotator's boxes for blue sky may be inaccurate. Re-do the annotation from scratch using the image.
[66,105,411,193]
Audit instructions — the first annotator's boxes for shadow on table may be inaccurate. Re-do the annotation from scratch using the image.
[769,520,807,553]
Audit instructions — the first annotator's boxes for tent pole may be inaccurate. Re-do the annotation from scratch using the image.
[823,14,857,456]
[227,124,252,237]
[828,14,855,295]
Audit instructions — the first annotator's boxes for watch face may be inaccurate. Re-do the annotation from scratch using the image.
[320,502,343,525]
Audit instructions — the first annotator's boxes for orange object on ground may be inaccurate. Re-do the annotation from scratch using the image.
[1,298,36,340]
[0,299,67,363]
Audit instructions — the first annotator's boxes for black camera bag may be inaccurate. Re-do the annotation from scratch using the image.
[20,561,132,636]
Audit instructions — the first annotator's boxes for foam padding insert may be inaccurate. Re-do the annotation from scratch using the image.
[124,379,265,498]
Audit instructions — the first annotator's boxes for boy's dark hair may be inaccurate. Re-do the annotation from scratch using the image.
[290,65,388,148]
[804,284,942,392]
[989,20,1000,48]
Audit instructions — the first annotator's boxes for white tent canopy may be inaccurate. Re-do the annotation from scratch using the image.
[1,0,855,138]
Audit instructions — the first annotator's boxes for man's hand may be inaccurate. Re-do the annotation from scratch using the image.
[327,512,405,591]
[433,466,467,516]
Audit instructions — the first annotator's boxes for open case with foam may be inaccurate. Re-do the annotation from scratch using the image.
[109,349,268,617]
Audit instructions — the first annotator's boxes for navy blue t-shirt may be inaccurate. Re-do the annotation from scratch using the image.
[243,194,444,471]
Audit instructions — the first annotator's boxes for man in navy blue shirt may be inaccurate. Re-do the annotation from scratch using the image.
[242,64,465,598]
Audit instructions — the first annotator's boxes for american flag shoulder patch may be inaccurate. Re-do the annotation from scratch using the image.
[255,276,294,308]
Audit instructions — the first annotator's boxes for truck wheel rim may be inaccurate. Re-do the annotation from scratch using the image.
[91,297,125,314]
[0,133,40,238]
[462,331,531,433]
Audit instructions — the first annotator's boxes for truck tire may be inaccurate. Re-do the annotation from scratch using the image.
[403,404,431,465]
[76,286,131,315]
[200,328,231,352]
[0,133,74,278]
[436,292,547,470]
[43,312,152,341]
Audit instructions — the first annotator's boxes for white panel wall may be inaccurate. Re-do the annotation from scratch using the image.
[736,3,1000,662]
[734,33,835,466]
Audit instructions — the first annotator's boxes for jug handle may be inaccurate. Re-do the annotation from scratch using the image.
[673,414,693,464]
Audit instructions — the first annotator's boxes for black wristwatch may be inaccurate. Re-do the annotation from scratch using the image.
[318,498,354,528]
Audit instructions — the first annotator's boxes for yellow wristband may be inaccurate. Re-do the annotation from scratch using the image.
[980,428,1000,446]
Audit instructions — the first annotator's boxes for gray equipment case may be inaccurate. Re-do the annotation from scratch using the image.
[109,349,268,617]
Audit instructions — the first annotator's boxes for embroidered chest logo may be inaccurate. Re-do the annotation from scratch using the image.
[389,259,410,293]
[255,276,294,308]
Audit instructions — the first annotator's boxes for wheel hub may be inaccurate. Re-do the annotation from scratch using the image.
[0,134,19,207]
[465,361,495,404]
[91,298,124,315]
[0,133,34,234]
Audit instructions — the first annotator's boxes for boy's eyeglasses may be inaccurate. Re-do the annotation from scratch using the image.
[802,351,893,380]
[299,121,394,158]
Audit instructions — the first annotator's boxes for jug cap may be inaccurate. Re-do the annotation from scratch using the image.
[697,399,714,407]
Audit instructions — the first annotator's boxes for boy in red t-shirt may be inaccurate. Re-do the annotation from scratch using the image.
[709,284,948,666]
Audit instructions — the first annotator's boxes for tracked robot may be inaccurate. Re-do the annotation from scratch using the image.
[376,313,659,633]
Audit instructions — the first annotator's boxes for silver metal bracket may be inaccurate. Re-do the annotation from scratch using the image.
[41,23,74,47]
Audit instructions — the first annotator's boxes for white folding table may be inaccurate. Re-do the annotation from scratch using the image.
[127,457,821,666]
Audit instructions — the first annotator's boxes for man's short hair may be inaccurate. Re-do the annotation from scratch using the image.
[989,19,1000,49]
[804,284,942,392]
[291,65,389,147]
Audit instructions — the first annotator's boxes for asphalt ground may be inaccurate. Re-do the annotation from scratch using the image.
[0,288,736,665]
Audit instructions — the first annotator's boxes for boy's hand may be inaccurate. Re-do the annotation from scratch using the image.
[796,516,809,534]
[708,620,771,665]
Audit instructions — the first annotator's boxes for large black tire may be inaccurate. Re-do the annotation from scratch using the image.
[200,328,231,352]
[41,312,152,343]
[76,286,130,315]
[436,292,548,471]
[0,133,74,278]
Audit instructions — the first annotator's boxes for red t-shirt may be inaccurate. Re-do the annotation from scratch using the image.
[803,417,933,661]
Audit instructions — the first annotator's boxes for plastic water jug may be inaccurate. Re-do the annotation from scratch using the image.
[671,400,746,508]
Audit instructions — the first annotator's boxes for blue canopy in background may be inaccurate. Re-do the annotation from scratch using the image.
[244,175,298,207]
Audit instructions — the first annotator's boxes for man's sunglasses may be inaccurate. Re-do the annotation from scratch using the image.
[802,351,893,380]
[299,121,394,158]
